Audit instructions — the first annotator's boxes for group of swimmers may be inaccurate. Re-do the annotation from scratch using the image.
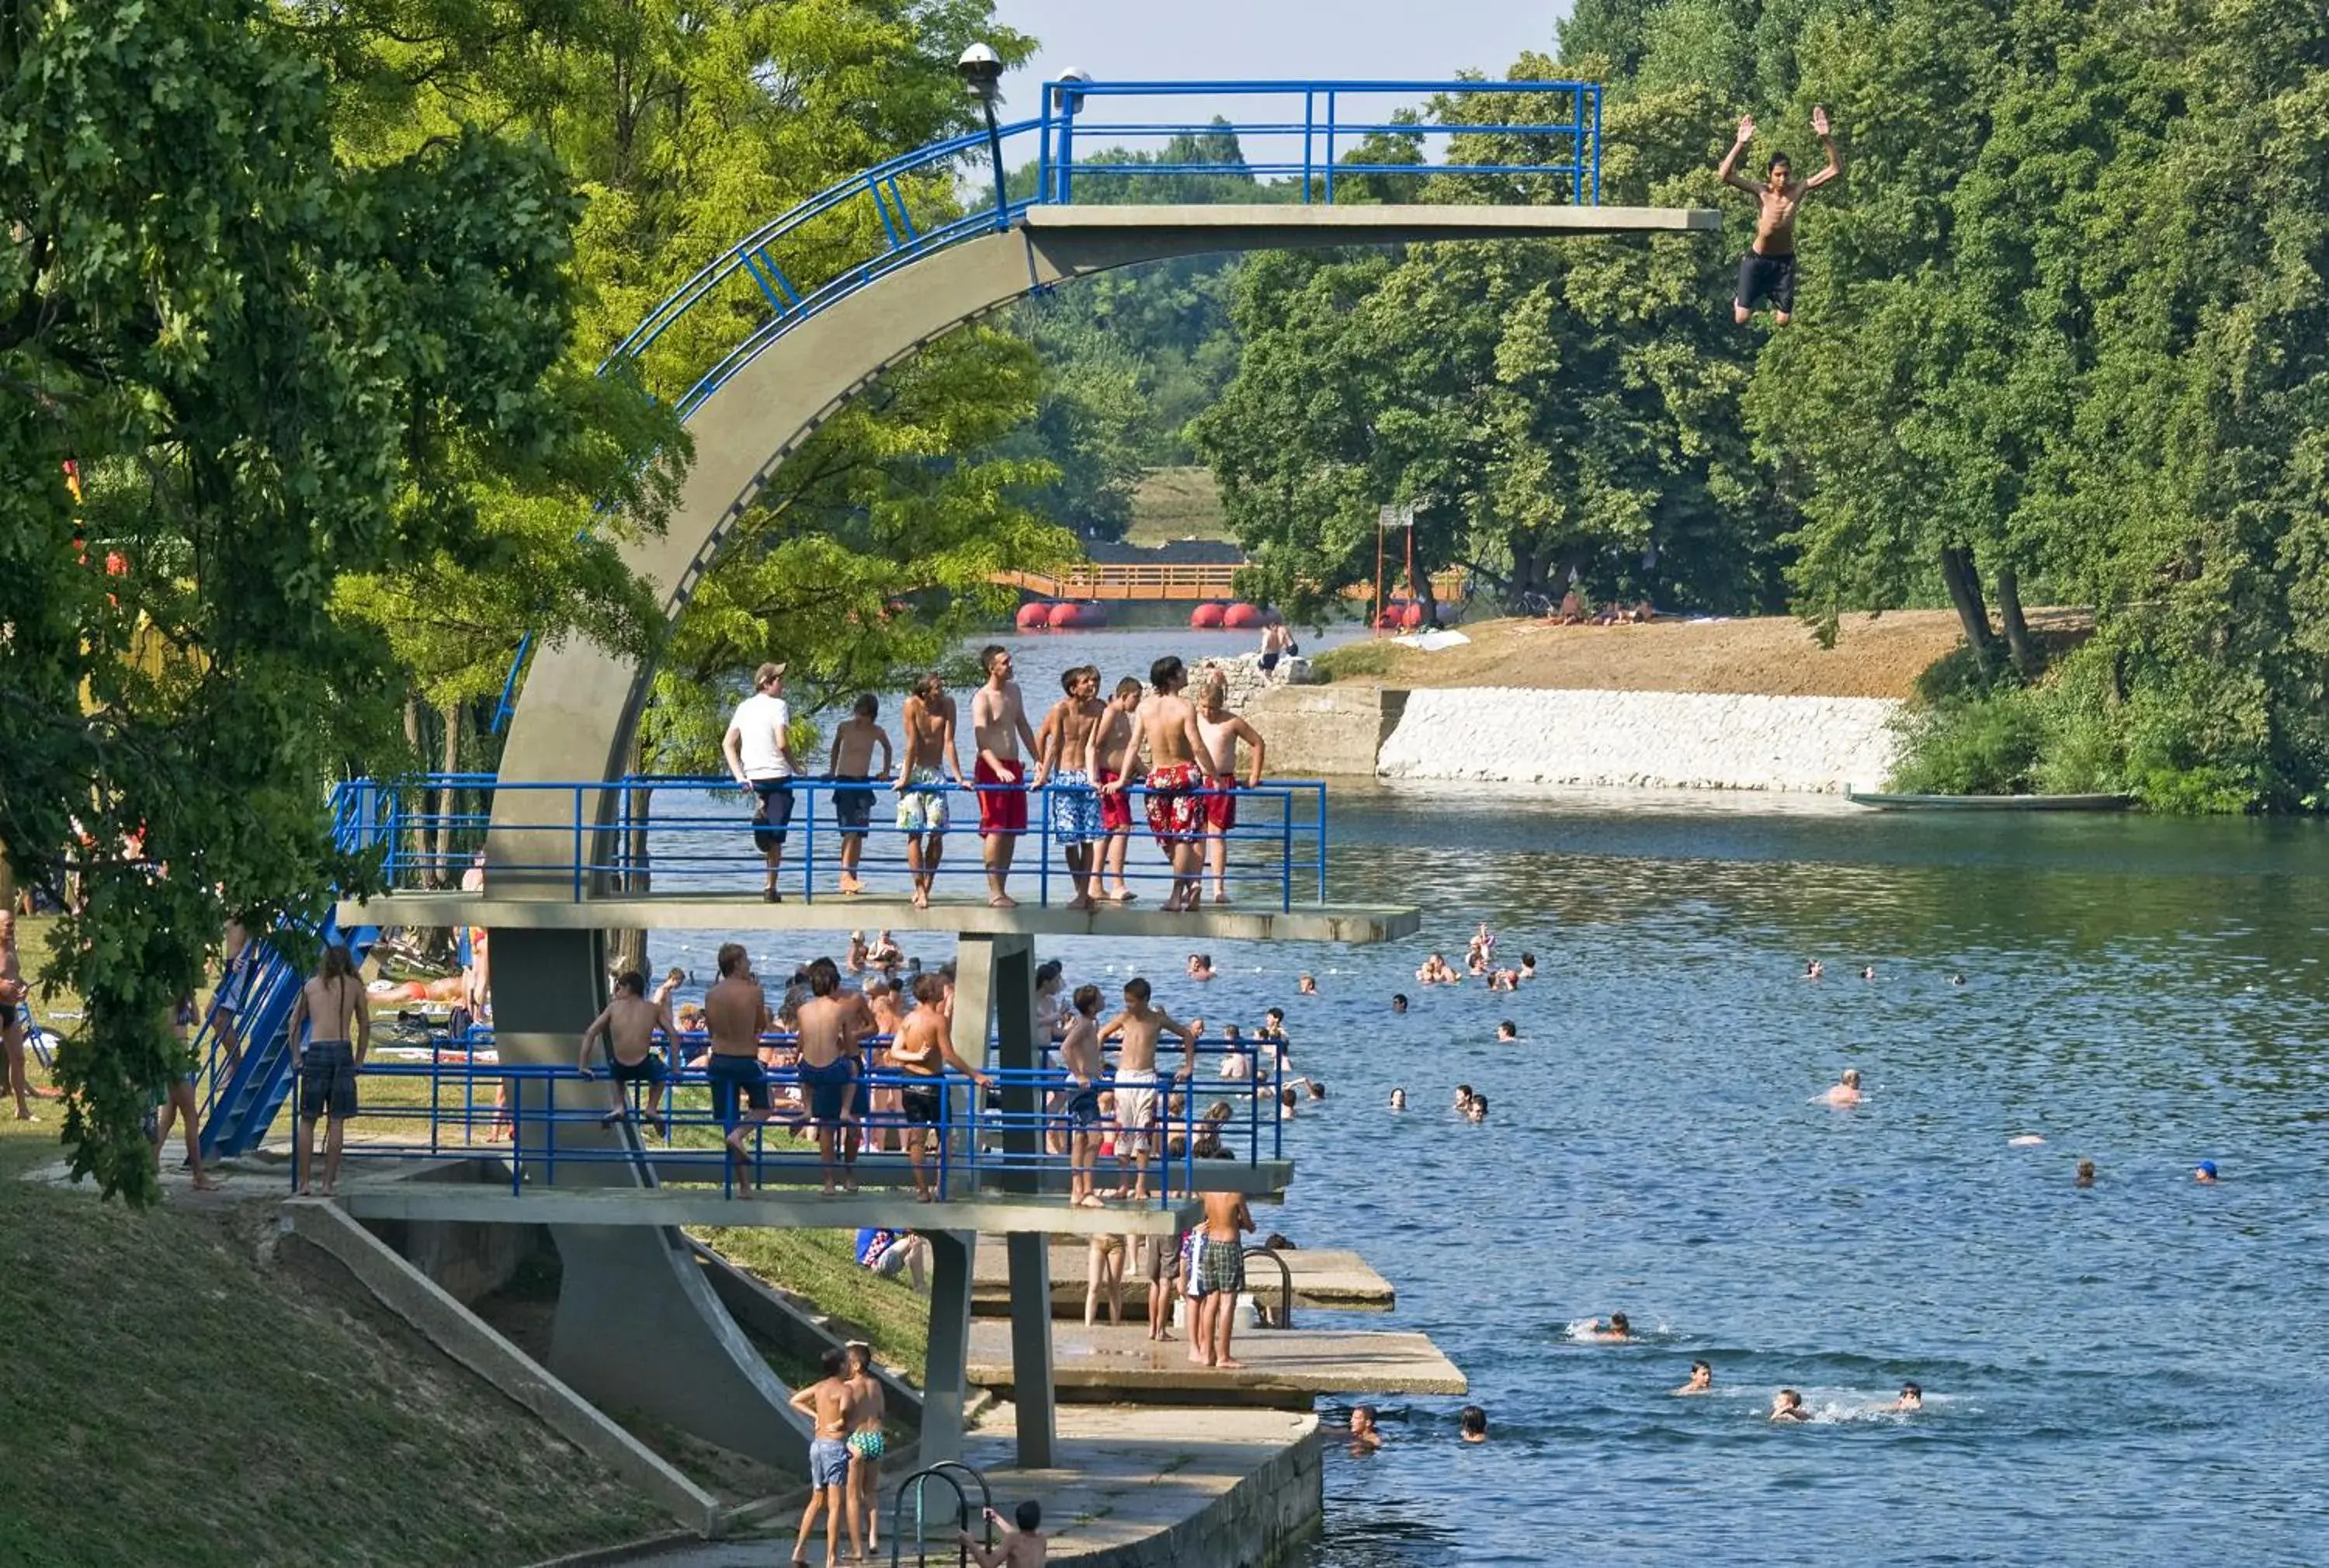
[721,647,1270,913]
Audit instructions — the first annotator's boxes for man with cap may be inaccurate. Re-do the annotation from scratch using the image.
[723,662,796,902]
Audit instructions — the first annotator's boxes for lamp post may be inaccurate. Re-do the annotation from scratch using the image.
[956,43,1008,231]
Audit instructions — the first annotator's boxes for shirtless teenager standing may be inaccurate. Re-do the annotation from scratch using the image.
[1096,977,1201,1201]
[896,672,965,910]
[1109,657,1212,912]
[285,942,370,1196]
[1091,677,1144,903]
[0,911,32,1120]
[790,1347,859,1568]
[794,956,866,1195]
[828,692,894,897]
[1192,1188,1255,1369]
[886,971,991,1201]
[1057,983,1108,1206]
[576,970,676,1127]
[843,1342,889,1557]
[705,942,774,1195]
[1036,664,1109,910]
[1718,107,1842,326]
[970,645,1040,908]
[1194,670,1267,907]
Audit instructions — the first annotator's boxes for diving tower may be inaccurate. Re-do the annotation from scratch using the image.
[319,78,1710,1486]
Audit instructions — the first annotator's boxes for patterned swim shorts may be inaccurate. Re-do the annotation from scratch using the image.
[1048,768,1103,846]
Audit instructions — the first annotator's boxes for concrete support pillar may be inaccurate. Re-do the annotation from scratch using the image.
[956,932,1056,1465]
[922,1229,978,1464]
[488,925,806,1468]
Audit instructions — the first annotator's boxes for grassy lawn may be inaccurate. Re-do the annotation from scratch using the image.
[689,1226,931,1387]
[1309,640,1406,683]
[1124,465,1228,545]
[0,1157,665,1567]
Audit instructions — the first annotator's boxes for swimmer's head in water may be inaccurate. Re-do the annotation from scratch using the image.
[1689,1360,1712,1383]
[1390,1088,1407,1108]
[1459,1405,1487,1438]
[1497,1020,1517,1039]
[1900,1382,1921,1404]
[1391,994,1408,1011]
[1609,1313,1630,1336]
[1352,1403,1378,1431]
[1775,1388,1803,1411]
[2195,1160,2218,1181]
[1841,1068,1861,1088]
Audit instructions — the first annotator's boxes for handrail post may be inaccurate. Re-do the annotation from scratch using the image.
[1281,789,1293,913]
[1324,90,1337,203]
[1303,88,1315,202]
[804,782,817,904]
[1591,85,1603,204]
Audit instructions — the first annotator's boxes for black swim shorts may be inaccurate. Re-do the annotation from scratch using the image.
[901,1081,943,1126]
[832,778,876,833]
[1736,248,1797,313]
[299,1040,359,1121]
[610,1053,668,1086]
[751,779,795,852]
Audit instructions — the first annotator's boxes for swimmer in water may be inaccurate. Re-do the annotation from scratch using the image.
[1348,1403,1383,1452]
[1886,1381,1922,1413]
[1584,1312,1631,1343]
[2075,1159,2096,1188]
[1464,1094,1487,1122]
[1298,973,1317,995]
[1391,993,1408,1015]
[1771,1388,1812,1421]
[2195,1160,2218,1184]
[1861,965,1876,980]
[1949,973,1966,986]
[1518,952,1536,981]
[1389,1088,1407,1112]
[1453,1084,1474,1112]
[1495,1020,1518,1043]
[1803,959,1824,981]
[1458,1405,1488,1443]
[1675,1360,1713,1396]
[1821,1068,1862,1107]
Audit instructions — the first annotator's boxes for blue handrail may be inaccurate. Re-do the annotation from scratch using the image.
[491,77,1604,730]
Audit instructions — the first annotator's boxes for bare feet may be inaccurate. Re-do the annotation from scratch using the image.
[1111,888,1137,903]
[191,1174,220,1192]
[990,893,1018,909]
[1210,893,1231,905]
[298,1183,316,1197]
[911,888,930,911]
[1067,895,1095,912]
[1215,1357,1245,1369]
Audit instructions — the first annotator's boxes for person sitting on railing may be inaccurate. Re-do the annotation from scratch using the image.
[1092,677,1144,903]
[887,971,991,1202]
[1059,983,1107,1208]
[576,970,675,1130]
[1194,669,1267,907]
[705,942,777,1196]
[895,672,965,911]
[970,644,1040,909]
[1036,664,1109,910]
[1096,977,1202,1202]
[795,956,864,1196]
[828,694,892,897]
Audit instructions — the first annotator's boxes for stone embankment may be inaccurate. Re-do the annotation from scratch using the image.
[1233,664,1903,793]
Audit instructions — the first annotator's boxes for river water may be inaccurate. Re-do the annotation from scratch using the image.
[660,629,2329,1566]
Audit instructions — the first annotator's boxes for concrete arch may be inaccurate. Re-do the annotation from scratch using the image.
[476,202,1712,1468]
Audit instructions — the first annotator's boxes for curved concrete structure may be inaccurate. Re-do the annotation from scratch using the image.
[480,202,1716,1471]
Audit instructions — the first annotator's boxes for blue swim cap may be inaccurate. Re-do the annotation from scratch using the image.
[2196,1160,2217,1178]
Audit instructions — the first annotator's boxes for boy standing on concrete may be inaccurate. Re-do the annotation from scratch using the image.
[827,693,892,896]
[1057,983,1106,1207]
[790,1347,859,1567]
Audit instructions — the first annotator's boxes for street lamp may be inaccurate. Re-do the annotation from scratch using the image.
[956,43,1009,231]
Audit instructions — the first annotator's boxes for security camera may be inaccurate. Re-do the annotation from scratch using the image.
[956,42,1003,99]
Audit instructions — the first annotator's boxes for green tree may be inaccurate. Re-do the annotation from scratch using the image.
[0,0,669,1199]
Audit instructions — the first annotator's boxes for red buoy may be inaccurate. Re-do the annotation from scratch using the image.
[1045,602,1082,629]
[1221,602,1262,630]
[1016,602,1052,631]
[1190,602,1226,630]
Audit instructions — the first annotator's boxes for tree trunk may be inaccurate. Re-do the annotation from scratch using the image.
[1994,565,2039,678]
[1939,546,1997,677]
[430,699,462,887]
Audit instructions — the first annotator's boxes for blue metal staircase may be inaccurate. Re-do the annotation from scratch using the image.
[196,914,380,1161]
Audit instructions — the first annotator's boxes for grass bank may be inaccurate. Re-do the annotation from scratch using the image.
[0,1120,663,1568]
[689,1226,930,1386]
[1124,466,1227,545]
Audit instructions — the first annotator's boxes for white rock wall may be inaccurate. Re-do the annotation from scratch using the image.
[1376,687,1903,793]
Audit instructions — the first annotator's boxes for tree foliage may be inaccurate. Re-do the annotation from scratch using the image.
[0,0,666,1198]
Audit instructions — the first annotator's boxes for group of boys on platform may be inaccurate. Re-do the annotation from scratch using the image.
[724,648,1265,914]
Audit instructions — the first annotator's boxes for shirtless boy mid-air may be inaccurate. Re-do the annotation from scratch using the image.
[1717,107,1841,326]
[896,673,966,910]
[1109,657,1213,913]
[577,970,676,1129]
[828,692,893,897]
[1037,664,1109,909]
[969,645,1040,908]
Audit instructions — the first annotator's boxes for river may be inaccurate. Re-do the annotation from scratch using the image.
[661,628,2329,1565]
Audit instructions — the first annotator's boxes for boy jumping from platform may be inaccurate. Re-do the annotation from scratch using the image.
[1717,106,1841,326]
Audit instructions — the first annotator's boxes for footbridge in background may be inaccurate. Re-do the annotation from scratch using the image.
[327,78,1712,1490]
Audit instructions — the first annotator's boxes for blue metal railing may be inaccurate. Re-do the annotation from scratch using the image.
[307,1036,1286,1205]
[334,772,1332,910]
[491,76,1604,730]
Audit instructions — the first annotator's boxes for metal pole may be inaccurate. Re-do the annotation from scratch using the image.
[984,98,1009,231]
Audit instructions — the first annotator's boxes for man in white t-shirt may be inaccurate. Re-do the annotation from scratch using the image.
[723,661,797,902]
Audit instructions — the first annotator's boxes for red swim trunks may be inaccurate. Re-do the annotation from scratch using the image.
[1145,761,1204,845]
[976,756,1027,834]
[1099,770,1133,833]
[1204,782,1237,832]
